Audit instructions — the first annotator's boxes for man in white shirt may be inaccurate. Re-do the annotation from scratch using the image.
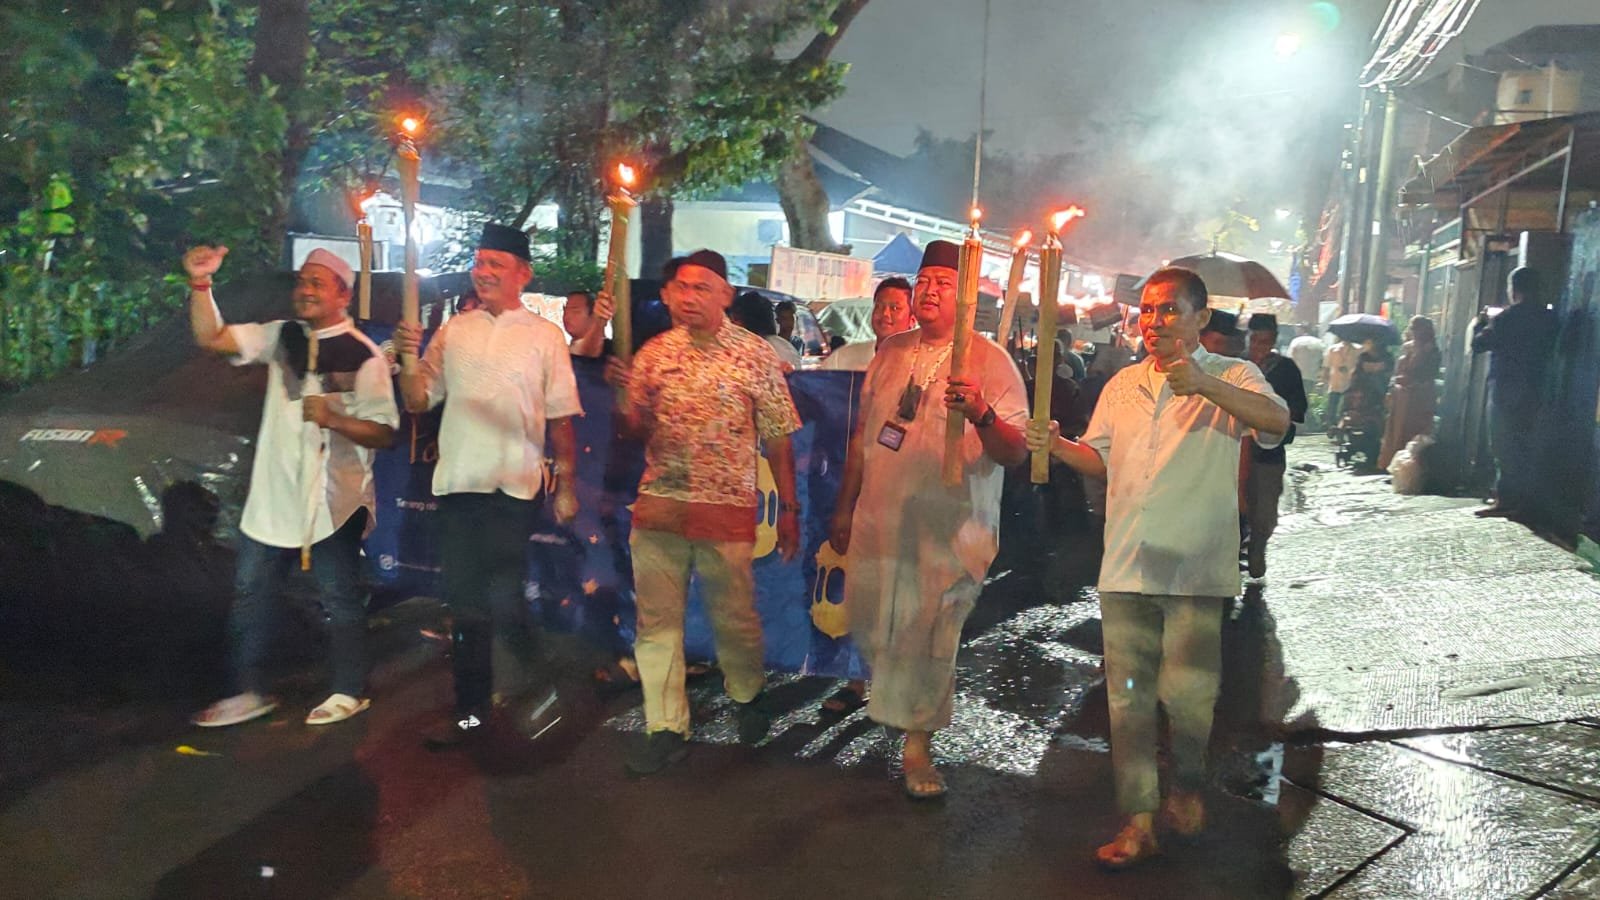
[184,245,399,729]
[1323,336,1357,426]
[1027,267,1288,869]
[821,276,914,372]
[394,224,583,749]
[1288,326,1325,399]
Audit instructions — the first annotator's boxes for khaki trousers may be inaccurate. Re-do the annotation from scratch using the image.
[630,528,766,736]
[1100,592,1225,814]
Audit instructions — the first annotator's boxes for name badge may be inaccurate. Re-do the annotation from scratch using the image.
[876,420,907,451]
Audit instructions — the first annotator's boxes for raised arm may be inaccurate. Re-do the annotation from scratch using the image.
[183,245,240,355]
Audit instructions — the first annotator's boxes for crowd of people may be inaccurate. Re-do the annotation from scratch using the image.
[175,222,1554,869]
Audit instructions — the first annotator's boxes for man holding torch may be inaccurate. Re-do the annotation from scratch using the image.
[184,245,398,729]
[1026,268,1288,868]
[828,240,1029,799]
[393,224,583,749]
[605,249,802,776]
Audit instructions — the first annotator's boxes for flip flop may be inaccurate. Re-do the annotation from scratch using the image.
[305,693,371,726]
[902,762,947,800]
[1095,824,1161,871]
[821,685,867,715]
[192,693,278,728]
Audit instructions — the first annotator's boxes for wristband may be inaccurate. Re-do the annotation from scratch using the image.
[974,405,998,428]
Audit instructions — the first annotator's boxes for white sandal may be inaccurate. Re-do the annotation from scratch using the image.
[305,693,371,726]
[193,692,278,728]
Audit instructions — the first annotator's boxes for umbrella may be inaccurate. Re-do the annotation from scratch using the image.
[1327,313,1401,345]
[1135,252,1290,301]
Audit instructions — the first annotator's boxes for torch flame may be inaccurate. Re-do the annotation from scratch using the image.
[400,116,422,136]
[969,206,983,224]
[1013,229,1034,249]
[1050,206,1087,231]
[616,163,637,187]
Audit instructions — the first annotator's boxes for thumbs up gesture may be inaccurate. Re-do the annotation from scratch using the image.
[1162,339,1212,397]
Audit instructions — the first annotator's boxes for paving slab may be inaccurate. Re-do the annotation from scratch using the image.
[1547,851,1600,899]
[1277,782,1406,899]
[1398,723,1600,801]
[1289,742,1600,899]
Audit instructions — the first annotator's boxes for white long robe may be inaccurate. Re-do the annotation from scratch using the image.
[847,331,1029,730]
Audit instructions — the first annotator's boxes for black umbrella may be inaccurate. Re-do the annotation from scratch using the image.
[1134,252,1290,301]
[1328,313,1401,345]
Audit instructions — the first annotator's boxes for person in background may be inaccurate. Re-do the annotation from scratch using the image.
[1378,316,1441,470]
[775,299,804,355]
[822,276,914,372]
[1323,335,1357,431]
[1242,313,1306,581]
[729,290,802,372]
[563,289,616,358]
[1197,309,1244,358]
[1288,325,1325,406]
[1471,266,1558,519]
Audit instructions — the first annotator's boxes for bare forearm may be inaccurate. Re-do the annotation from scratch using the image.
[397,374,430,414]
[1049,435,1107,481]
[548,417,578,491]
[976,417,1028,467]
[1201,379,1291,435]
[188,288,236,354]
[833,432,865,520]
[765,435,799,507]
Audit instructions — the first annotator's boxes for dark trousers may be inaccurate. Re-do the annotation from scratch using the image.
[230,509,368,697]
[1488,396,1539,511]
[439,491,547,713]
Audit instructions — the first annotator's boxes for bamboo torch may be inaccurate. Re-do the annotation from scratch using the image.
[1030,206,1086,484]
[356,217,373,321]
[395,116,423,374]
[943,207,984,487]
[994,229,1032,353]
[604,163,639,401]
[301,332,322,571]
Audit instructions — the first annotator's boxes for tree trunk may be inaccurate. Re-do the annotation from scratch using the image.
[639,195,674,280]
[249,0,311,254]
[555,177,601,264]
[777,143,845,253]
[775,0,871,254]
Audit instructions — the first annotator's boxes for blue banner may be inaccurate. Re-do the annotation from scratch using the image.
[361,321,869,679]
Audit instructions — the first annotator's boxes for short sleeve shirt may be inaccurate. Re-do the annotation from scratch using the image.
[228,319,399,548]
[628,320,801,538]
[1082,348,1287,598]
[415,307,583,499]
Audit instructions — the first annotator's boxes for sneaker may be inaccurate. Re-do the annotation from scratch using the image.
[625,730,690,776]
[422,709,489,751]
[736,691,773,745]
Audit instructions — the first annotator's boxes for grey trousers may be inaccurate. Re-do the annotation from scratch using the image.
[1100,592,1226,814]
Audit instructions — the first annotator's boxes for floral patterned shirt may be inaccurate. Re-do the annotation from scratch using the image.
[629,319,801,539]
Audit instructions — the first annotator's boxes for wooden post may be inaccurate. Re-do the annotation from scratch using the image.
[944,214,984,486]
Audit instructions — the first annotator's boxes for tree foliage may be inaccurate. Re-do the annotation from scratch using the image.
[0,0,853,389]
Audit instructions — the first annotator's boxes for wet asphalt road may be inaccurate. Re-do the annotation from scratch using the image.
[4,441,1600,898]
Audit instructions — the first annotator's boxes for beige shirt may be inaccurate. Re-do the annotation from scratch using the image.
[1082,347,1286,597]
[416,307,582,500]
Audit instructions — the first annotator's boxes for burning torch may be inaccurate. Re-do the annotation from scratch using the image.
[604,163,639,400]
[995,229,1033,353]
[395,115,423,375]
[1030,206,1085,485]
[943,207,984,487]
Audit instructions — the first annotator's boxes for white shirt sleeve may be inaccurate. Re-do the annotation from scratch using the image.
[419,320,449,410]
[349,354,401,429]
[1227,360,1288,449]
[226,321,281,366]
[1080,375,1116,464]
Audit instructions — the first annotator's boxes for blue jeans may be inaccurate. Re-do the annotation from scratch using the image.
[228,510,369,696]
